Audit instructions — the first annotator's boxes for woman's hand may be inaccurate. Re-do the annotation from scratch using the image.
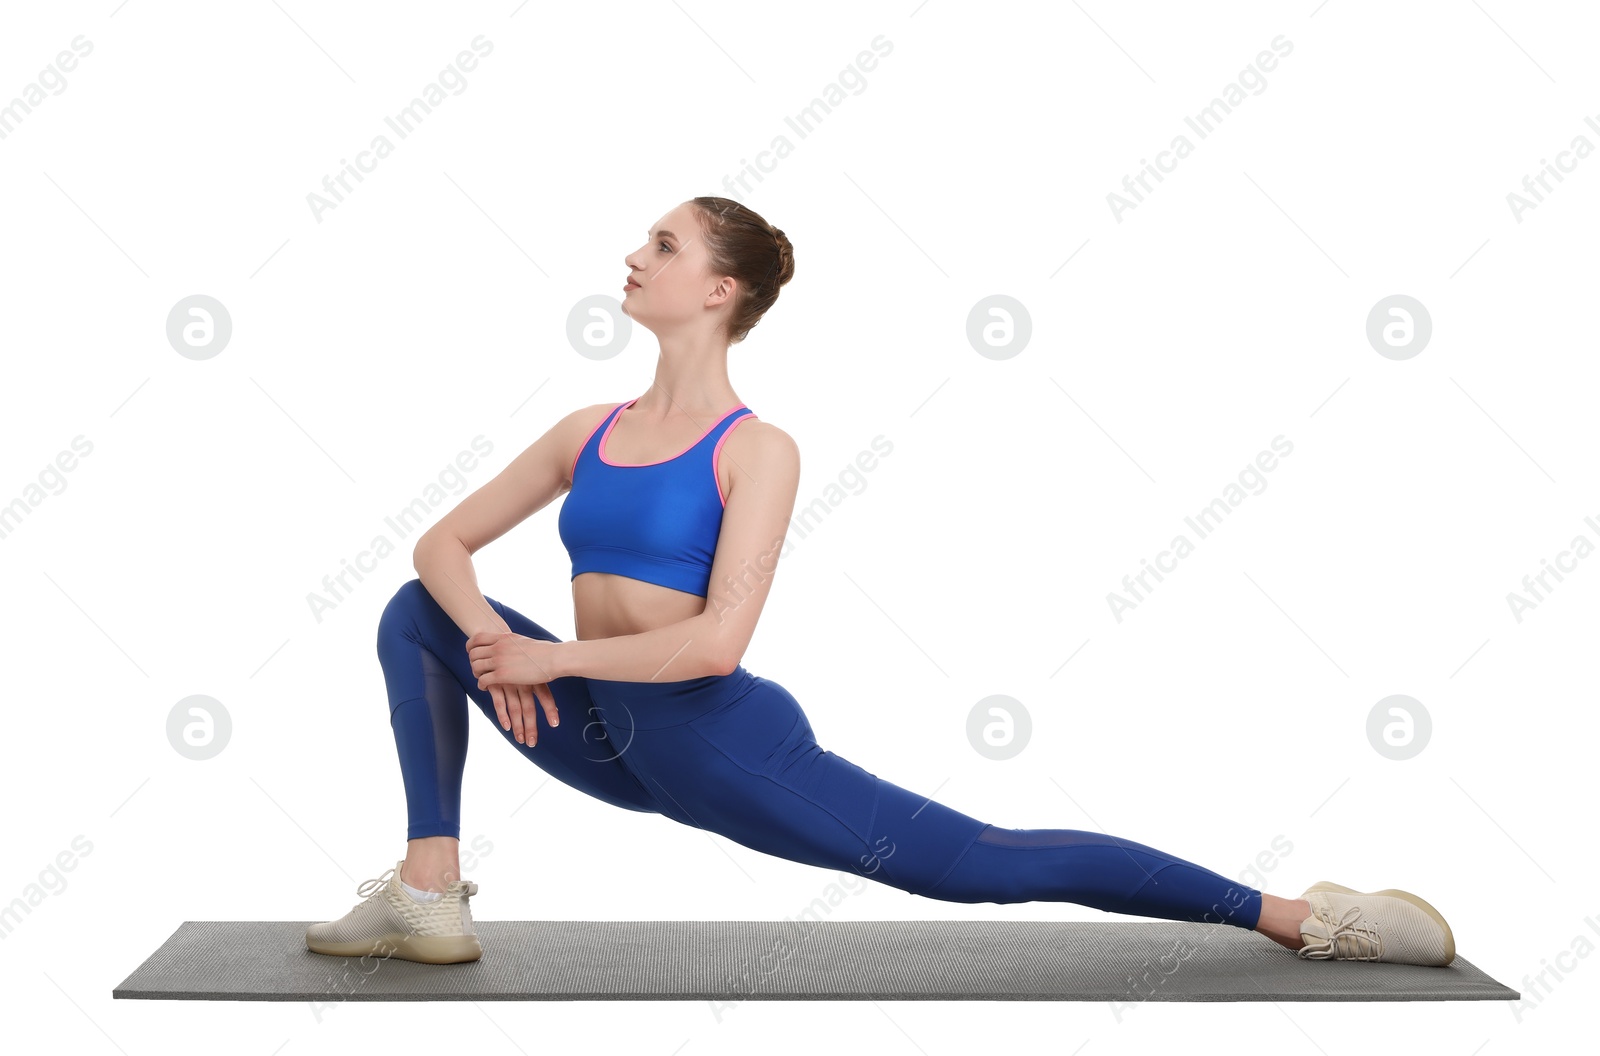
[466,631,562,745]
[486,683,557,746]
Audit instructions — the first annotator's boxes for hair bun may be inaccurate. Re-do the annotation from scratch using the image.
[688,195,795,343]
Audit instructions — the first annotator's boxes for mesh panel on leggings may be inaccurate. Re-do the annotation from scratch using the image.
[976,826,1106,847]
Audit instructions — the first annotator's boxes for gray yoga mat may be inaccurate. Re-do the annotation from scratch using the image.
[114,920,1518,1002]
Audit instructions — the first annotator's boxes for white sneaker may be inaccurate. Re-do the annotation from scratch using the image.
[305,859,482,964]
[1296,880,1455,966]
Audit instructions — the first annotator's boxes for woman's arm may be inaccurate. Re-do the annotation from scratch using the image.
[410,402,612,637]
[414,535,512,637]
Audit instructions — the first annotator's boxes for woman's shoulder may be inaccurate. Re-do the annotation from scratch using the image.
[563,399,626,435]
[726,412,799,466]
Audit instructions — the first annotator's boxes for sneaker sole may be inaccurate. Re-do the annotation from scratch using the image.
[306,931,482,964]
[1301,879,1456,966]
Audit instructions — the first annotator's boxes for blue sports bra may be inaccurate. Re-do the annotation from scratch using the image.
[557,397,758,598]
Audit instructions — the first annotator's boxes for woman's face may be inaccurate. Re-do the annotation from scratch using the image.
[621,202,728,334]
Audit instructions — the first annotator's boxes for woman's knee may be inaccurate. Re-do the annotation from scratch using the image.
[376,577,435,645]
[378,578,559,654]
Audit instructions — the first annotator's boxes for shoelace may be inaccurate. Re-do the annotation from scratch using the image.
[1298,902,1383,960]
[350,868,478,934]
[356,868,398,900]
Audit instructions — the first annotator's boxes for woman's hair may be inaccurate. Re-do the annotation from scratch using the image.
[688,196,795,345]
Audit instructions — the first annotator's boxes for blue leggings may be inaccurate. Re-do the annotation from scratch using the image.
[375,579,1263,929]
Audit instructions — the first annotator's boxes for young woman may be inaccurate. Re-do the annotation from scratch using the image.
[306,197,1455,969]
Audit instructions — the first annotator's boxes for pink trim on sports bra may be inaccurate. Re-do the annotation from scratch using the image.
[569,405,616,485]
[712,413,759,507]
[599,397,749,467]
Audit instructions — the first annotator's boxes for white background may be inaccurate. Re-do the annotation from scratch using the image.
[1,0,1594,1052]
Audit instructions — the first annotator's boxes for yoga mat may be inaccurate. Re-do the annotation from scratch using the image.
[114,919,1518,1003]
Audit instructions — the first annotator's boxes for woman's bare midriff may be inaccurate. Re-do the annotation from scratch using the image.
[570,572,706,643]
